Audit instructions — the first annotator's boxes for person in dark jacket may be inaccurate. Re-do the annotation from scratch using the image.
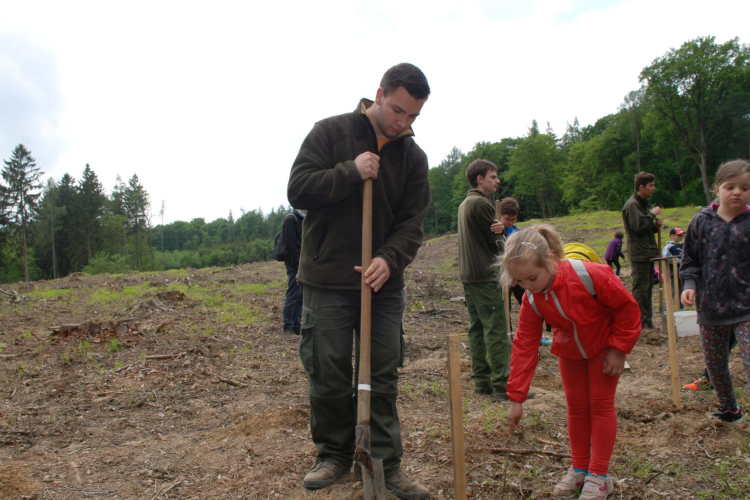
[604,231,626,277]
[680,158,750,424]
[622,172,663,329]
[288,63,431,500]
[282,209,305,335]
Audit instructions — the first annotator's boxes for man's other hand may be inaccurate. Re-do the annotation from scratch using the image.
[490,220,505,234]
[354,257,391,292]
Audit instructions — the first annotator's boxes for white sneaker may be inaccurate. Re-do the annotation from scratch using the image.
[552,467,585,498]
[579,474,614,500]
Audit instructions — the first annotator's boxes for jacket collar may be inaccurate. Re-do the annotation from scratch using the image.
[633,192,649,208]
[466,189,490,199]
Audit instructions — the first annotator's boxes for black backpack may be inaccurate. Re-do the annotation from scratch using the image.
[273,213,296,262]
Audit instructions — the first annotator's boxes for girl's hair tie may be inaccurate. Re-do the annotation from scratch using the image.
[521,241,538,250]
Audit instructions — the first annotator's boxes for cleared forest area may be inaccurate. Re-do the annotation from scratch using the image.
[1,209,749,500]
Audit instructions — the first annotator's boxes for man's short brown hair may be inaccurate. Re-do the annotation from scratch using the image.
[380,63,431,100]
[634,172,655,191]
[465,159,498,188]
[499,197,520,216]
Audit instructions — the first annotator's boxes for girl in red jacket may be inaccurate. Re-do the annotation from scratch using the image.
[502,225,641,500]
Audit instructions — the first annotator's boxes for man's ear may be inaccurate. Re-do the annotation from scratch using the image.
[375,87,385,105]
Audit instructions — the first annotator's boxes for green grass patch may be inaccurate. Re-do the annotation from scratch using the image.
[26,288,74,300]
[87,283,154,305]
[235,281,283,296]
[217,303,262,325]
[165,268,190,277]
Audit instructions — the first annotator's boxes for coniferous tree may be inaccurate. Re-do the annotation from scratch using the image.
[55,174,79,273]
[1,144,43,282]
[123,174,150,268]
[78,164,106,263]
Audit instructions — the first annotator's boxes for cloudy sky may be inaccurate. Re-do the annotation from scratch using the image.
[1,0,748,224]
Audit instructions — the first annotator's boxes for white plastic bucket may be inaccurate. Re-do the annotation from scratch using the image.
[674,311,699,337]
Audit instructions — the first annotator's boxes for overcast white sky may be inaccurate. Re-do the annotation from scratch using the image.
[1,0,748,224]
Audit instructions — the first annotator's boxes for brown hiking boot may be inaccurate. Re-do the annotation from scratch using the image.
[303,459,349,489]
[385,469,430,500]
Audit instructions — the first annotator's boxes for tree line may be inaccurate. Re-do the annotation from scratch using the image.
[0,149,290,283]
[426,36,750,234]
[2,36,748,283]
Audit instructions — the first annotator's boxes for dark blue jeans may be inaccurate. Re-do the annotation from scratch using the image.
[283,264,303,331]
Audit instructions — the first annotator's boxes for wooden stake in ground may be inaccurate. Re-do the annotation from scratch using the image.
[657,226,665,333]
[355,179,387,500]
[447,334,467,500]
[672,255,680,311]
[503,285,512,336]
[658,257,682,410]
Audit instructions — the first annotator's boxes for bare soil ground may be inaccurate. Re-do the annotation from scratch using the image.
[1,232,749,499]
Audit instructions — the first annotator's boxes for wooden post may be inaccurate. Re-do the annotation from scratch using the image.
[660,258,682,410]
[447,334,467,500]
[657,227,664,333]
[672,256,680,311]
[503,285,512,336]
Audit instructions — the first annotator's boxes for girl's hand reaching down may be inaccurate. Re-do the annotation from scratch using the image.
[508,402,523,433]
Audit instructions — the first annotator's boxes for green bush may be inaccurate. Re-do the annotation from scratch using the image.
[83,254,131,275]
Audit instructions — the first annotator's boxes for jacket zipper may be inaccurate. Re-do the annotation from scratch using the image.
[544,289,589,359]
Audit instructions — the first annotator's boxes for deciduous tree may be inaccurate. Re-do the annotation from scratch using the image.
[641,36,750,202]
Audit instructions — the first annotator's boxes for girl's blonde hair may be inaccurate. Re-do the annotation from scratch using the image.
[714,159,750,189]
[499,224,565,288]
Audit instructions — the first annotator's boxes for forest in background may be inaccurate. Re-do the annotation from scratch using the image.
[1,36,749,283]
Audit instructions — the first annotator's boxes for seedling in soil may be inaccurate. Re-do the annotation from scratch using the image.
[108,338,123,354]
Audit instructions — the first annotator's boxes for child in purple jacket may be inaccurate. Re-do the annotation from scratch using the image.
[604,231,626,276]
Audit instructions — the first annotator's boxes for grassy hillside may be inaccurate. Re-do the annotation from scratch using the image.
[520,206,703,261]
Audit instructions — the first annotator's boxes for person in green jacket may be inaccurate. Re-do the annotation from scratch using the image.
[288,63,431,500]
[458,160,533,401]
[621,171,663,329]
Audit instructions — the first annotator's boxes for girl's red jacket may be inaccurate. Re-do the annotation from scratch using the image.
[507,260,641,403]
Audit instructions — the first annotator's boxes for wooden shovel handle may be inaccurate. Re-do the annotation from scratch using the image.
[357,179,373,425]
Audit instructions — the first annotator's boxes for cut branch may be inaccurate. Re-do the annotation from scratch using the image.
[0,288,21,302]
[486,447,571,458]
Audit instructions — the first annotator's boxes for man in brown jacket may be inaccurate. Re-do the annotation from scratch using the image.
[288,63,431,500]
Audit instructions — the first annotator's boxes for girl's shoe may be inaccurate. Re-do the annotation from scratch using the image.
[708,405,744,425]
[552,467,585,498]
[579,474,614,500]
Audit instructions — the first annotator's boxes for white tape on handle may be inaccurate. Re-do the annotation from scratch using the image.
[357,384,371,391]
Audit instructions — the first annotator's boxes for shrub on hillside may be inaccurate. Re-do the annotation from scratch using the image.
[83,254,131,275]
